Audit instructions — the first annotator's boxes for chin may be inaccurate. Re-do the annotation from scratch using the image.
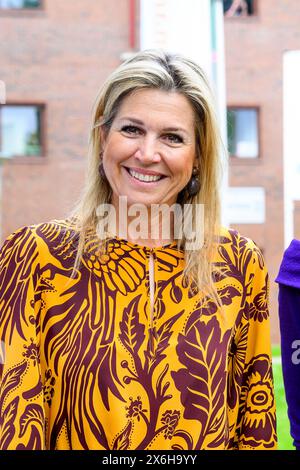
[127,197,157,207]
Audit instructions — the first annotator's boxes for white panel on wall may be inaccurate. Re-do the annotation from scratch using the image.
[226,187,265,224]
[140,0,213,78]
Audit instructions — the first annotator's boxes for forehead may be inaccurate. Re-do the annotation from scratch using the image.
[116,88,196,126]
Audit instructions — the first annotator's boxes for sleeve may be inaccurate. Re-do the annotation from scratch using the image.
[237,246,277,449]
[0,226,45,450]
[277,283,300,450]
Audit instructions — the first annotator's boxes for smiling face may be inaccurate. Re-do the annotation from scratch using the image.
[101,88,198,208]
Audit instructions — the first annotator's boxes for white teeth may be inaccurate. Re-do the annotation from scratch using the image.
[128,168,162,182]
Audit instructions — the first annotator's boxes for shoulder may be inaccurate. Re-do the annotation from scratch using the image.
[218,226,262,254]
[1,217,79,265]
[29,217,79,243]
[216,226,266,275]
[2,217,78,246]
[275,239,300,288]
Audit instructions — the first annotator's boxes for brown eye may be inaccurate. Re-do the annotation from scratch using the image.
[121,125,142,135]
[164,133,183,144]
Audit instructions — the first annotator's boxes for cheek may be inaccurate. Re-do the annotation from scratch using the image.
[105,135,138,163]
[168,157,193,183]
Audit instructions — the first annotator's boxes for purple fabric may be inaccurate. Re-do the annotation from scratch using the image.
[276,239,300,288]
[275,239,300,450]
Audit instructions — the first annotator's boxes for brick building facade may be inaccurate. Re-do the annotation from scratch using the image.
[225,0,300,342]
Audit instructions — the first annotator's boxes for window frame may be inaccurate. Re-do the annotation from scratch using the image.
[223,0,259,20]
[227,105,261,163]
[0,102,46,163]
[0,0,44,16]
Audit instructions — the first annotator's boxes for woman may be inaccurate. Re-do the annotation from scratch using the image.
[276,241,300,450]
[0,50,276,450]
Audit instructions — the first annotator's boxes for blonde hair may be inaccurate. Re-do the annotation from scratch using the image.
[68,49,223,305]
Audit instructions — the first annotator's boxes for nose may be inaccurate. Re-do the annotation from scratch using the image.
[134,135,161,164]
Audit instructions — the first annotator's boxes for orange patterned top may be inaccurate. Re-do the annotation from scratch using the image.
[0,219,277,450]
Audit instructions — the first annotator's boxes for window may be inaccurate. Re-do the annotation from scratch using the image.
[0,105,43,158]
[0,0,41,8]
[227,107,259,158]
[223,0,254,17]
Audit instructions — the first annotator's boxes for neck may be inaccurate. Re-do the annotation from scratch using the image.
[111,197,175,248]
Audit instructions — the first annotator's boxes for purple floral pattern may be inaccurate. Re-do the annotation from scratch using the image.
[161,410,180,439]
[237,355,277,449]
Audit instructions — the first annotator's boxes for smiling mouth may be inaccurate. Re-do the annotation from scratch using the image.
[124,167,167,183]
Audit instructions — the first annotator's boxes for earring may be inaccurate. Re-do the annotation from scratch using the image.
[99,151,106,179]
[187,167,200,197]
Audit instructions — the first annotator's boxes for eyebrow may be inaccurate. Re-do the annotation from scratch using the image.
[118,117,190,135]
